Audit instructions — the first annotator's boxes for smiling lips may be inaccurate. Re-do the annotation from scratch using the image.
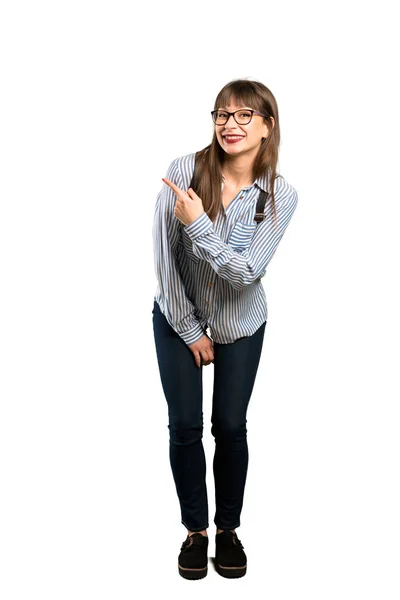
[223,135,245,144]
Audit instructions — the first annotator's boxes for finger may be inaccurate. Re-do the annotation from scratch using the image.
[201,349,213,365]
[201,348,211,365]
[187,188,198,202]
[206,345,215,360]
[162,178,182,195]
[210,339,215,362]
[202,348,213,362]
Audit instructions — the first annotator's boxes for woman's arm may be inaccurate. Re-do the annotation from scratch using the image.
[182,178,298,291]
[153,158,205,345]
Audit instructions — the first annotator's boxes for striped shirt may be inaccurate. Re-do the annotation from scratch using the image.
[152,151,298,345]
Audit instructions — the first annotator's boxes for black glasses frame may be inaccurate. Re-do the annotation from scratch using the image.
[211,109,269,125]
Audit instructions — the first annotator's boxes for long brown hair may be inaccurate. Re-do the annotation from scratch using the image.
[191,78,281,228]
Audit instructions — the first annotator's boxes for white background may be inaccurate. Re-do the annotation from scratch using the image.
[1,1,399,598]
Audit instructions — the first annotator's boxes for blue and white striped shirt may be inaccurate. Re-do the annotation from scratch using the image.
[152,152,298,345]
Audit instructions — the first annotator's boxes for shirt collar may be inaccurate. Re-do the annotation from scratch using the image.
[254,172,269,193]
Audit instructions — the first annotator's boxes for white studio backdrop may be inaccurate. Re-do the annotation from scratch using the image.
[1,1,399,598]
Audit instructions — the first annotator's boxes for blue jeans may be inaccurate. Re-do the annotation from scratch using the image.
[152,299,266,532]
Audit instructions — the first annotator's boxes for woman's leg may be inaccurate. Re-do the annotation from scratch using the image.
[152,300,209,532]
[211,321,266,531]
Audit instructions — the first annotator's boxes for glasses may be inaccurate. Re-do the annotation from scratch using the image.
[211,109,268,125]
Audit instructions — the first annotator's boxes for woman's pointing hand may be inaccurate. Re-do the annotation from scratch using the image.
[162,178,205,227]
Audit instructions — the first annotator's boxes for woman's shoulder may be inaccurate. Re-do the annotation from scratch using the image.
[168,152,197,187]
[173,152,196,170]
[272,173,298,207]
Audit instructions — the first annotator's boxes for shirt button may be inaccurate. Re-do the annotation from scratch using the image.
[209,282,213,287]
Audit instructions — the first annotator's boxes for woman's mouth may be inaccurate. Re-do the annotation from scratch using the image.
[223,135,245,144]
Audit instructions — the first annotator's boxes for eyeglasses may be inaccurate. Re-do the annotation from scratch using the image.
[211,109,268,125]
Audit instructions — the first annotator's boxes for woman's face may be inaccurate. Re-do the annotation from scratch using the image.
[215,97,273,157]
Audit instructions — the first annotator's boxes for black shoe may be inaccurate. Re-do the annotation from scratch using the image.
[215,529,247,578]
[178,532,209,580]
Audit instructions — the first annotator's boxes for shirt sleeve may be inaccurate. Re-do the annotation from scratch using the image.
[183,180,298,291]
[152,158,206,346]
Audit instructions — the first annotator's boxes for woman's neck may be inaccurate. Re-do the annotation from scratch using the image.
[221,156,255,188]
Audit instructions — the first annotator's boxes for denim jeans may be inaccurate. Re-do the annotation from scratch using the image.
[152,299,266,532]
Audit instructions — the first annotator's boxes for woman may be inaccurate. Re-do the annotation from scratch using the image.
[152,79,298,579]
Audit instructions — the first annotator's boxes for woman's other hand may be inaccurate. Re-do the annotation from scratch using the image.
[188,334,214,368]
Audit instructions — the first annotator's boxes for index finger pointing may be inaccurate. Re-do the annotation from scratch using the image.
[162,177,180,193]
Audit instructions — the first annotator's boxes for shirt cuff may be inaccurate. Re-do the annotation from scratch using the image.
[184,212,214,240]
[178,321,206,346]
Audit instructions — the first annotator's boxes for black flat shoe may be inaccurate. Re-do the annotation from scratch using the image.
[178,533,209,580]
[215,529,247,578]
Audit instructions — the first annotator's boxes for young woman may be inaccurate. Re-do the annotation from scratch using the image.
[152,79,298,579]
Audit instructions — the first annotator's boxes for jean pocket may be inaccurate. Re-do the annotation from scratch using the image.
[228,221,256,251]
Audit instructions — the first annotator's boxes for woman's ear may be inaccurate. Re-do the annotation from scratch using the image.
[263,117,275,139]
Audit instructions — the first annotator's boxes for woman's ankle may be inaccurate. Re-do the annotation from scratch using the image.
[188,529,208,537]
